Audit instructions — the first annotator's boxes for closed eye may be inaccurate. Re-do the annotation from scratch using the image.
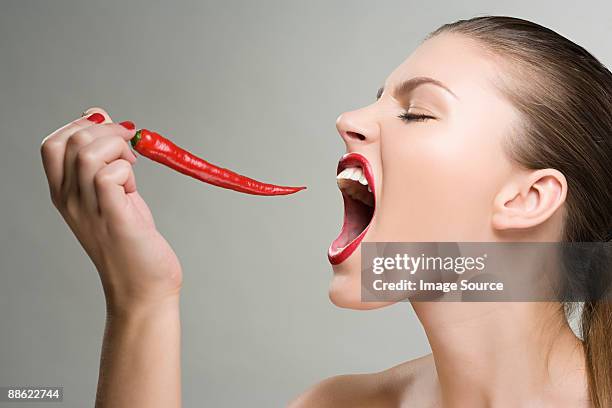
[398,112,436,123]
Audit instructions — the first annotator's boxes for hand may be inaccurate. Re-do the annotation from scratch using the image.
[40,107,182,314]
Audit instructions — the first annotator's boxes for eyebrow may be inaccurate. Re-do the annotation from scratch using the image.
[376,76,458,100]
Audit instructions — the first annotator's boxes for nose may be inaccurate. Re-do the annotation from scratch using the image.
[336,106,380,147]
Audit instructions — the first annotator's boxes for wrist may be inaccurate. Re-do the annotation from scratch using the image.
[105,293,181,321]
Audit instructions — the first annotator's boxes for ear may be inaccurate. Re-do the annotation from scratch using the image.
[491,169,567,231]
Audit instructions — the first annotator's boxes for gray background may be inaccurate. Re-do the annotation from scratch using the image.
[1,0,610,406]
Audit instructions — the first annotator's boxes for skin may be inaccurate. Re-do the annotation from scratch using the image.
[295,33,588,407]
[40,33,589,407]
[40,109,182,407]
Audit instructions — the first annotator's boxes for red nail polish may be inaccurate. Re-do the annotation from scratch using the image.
[86,113,105,124]
[119,121,136,130]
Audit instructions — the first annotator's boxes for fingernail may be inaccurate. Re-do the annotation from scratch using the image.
[86,113,105,124]
[119,121,136,130]
[81,106,102,117]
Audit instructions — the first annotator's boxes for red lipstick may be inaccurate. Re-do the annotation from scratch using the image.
[328,153,376,265]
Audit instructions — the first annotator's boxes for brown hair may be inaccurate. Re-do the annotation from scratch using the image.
[426,16,612,407]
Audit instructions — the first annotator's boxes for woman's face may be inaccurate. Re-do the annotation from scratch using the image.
[328,33,523,309]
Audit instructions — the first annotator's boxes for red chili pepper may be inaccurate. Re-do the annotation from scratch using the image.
[130,129,306,196]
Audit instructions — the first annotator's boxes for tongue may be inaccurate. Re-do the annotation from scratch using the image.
[337,195,373,248]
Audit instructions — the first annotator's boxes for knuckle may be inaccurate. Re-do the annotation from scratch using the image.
[94,159,132,188]
[67,129,91,147]
[40,138,61,158]
[94,169,112,188]
[64,196,80,220]
[76,148,97,167]
[116,160,133,177]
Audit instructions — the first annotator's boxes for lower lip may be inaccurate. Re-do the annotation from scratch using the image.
[327,153,375,265]
[328,225,370,265]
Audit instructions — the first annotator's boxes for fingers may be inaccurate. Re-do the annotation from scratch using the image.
[76,135,138,211]
[62,123,136,198]
[94,159,137,220]
[40,108,139,224]
[41,108,112,203]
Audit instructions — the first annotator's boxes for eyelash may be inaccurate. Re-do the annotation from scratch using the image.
[398,112,435,123]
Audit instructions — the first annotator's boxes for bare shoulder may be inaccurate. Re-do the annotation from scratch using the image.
[287,354,440,408]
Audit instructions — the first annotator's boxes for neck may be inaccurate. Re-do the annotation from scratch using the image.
[411,301,588,407]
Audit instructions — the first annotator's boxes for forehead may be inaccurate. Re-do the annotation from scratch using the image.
[385,33,502,99]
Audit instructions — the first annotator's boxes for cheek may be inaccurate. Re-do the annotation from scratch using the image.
[371,124,508,240]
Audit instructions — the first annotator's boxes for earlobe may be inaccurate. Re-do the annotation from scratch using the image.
[491,169,567,232]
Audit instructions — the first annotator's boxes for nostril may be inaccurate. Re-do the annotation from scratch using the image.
[346,131,366,141]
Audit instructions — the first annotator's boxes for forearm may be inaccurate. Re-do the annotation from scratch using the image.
[40,110,183,407]
[95,297,181,408]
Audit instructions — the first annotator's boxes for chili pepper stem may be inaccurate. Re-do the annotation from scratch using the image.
[130,130,142,148]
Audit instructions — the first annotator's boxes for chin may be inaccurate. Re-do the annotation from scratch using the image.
[328,284,393,310]
[328,278,395,310]
[328,246,394,310]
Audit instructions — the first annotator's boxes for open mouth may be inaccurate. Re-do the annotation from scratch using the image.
[328,153,376,265]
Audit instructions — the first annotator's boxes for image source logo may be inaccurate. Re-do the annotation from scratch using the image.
[361,242,612,302]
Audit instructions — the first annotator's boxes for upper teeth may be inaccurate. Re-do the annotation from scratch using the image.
[337,167,372,192]
[337,167,368,185]
[336,166,374,206]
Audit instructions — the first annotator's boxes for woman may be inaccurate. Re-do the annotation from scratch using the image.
[40,16,611,407]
